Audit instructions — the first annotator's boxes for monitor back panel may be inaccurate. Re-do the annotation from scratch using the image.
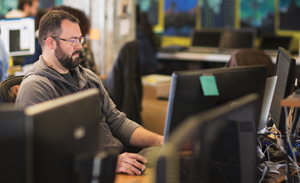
[221,29,256,53]
[25,89,101,183]
[164,66,267,142]
[259,35,292,55]
[189,29,222,53]
[0,106,33,183]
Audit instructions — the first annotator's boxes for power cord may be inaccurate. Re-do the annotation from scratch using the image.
[285,107,300,181]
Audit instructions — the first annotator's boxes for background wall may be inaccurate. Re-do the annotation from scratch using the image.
[63,0,136,76]
[1,0,300,75]
[137,0,300,53]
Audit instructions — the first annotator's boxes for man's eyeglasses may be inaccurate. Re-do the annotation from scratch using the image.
[44,37,85,46]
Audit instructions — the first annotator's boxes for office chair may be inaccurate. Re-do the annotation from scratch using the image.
[106,40,143,153]
[0,75,24,103]
[225,49,275,77]
[106,40,143,125]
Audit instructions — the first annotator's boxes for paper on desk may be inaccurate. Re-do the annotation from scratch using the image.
[142,74,172,85]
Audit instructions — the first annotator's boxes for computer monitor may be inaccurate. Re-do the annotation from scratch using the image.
[221,29,256,51]
[190,29,222,48]
[163,65,267,143]
[24,89,101,183]
[0,17,35,56]
[0,105,33,183]
[269,47,296,131]
[259,35,292,52]
[157,93,260,183]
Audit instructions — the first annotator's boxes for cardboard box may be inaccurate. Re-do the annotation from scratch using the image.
[142,74,171,99]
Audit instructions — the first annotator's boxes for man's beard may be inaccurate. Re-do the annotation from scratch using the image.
[55,44,80,70]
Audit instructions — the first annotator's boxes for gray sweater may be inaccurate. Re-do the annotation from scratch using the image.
[16,56,140,153]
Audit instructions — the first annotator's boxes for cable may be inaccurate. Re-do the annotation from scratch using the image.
[257,137,262,150]
[266,143,300,171]
[262,144,270,161]
[292,108,300,137]
[291,107,297,137]
[285,107,300,181]
[179,167,192,181]
[258,165,268,183]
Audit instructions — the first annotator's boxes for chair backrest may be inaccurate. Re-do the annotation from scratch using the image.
[225,49,275,77]
[106,40,143,125]
[0,75,24,103]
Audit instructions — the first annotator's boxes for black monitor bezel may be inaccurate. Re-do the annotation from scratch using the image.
[0,105,33,183]
[163,65,267,143]
[269,47,296,131]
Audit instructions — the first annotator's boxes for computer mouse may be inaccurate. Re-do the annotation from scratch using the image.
[135,159,146,175]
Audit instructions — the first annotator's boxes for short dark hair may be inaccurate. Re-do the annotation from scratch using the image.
[49,6,90,37]
[18,0,33,10]
[38,10,79,47]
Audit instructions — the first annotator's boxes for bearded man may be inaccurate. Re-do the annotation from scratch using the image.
[16,10,163,175]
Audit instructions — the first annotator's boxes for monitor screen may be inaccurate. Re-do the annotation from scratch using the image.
[0,17,35,56]
[269,47,296,131]
[259,35,292,51]
[221,29,255,50]
[191,29,222,48]
[0,105,33,183]
[24,89,101,183]
[158,94,259,183]
[163,65,267,142]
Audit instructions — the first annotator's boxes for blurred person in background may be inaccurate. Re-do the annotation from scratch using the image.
[6,0,40,18]
[22,8,47,68]
[0,38,9,82]
[136,6,159,75]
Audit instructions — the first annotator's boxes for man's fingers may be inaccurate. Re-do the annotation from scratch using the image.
[122,152,147,163]
[117,161,142,175]
[116,153,145,175]
[121,156,146,170]
[117,166,135,175]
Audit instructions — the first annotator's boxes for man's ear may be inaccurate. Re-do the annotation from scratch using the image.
[45,37,57,50]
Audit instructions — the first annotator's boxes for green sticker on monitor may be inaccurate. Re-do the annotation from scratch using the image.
[200,75,219,96]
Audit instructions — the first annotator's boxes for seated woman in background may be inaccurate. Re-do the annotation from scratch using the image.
[136,6,159,76]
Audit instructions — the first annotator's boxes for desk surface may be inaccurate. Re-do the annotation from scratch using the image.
[157,51,300,65]
[114,168,154,183]
[114,164,298,183]
[114,166,291,183]
[266,165,299,183]
[281,93,300,107]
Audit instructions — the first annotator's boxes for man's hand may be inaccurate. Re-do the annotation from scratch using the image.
[115,152,147,175]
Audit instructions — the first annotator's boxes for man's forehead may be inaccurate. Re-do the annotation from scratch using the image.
[60,20,81,37]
